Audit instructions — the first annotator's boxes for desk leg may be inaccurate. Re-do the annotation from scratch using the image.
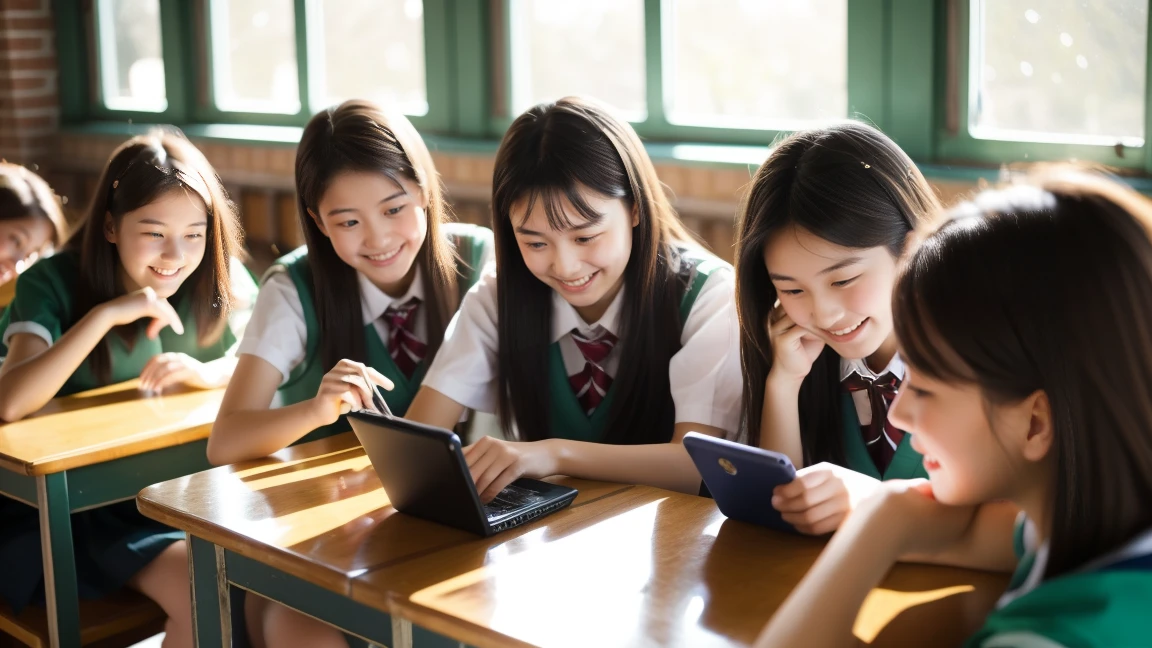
[188,536,231,647]
[37,473,81,648]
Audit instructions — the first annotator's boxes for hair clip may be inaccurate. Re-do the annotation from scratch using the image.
[861,162,871,169]
[112,180,119,189]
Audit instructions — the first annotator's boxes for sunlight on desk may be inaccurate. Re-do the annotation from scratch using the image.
[854,584,976,642]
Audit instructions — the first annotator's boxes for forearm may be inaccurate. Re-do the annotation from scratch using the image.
[550,440,702,494]
[0,308,113,421]
[197,356,239,389]
[207,400,329,465]
[756,514,896,648]
[901,501,1019,572]
[760,372,805,466]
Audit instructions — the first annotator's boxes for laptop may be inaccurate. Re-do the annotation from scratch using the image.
[347,410,578,536]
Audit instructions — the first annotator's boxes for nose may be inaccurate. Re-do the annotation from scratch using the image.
[888,388,910,430]
[551,243,582,278]
[811,294,846,330]
[161,236,186,263]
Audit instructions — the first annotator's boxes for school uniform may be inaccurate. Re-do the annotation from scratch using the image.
[421,245,743,440]
[965,513,1152,647]
[0,248,258,612]
[237,222,494,441]
[839,354,927,480]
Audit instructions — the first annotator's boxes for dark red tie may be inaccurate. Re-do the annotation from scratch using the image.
[383,298,426,378]
[842,372,904,474]
[569,329,617,416]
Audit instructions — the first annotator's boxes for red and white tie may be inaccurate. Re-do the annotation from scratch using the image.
[842,371,904,473]
[568,328,617,416]
[383,298,427,378]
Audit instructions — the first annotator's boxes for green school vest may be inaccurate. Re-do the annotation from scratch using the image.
[0,250,256,396]
[839,392,928,481]
[275,223,493,442]
[964,523,1152,647]
[546,248,727,442]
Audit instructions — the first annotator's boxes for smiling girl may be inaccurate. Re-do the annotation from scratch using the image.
[0,162,68,286]
[757,169,1152,648]
[405,96,742,500]
[0,131,254,647]
[734,122,942,534]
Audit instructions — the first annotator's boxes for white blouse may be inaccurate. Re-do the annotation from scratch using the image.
[422,260,743,435]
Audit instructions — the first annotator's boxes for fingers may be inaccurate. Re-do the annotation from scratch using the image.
[783,498,847,536]
[143,295,183,338]
[340,374,376,409]
[479,466,521,504]
[364,366,394,391]
[772,465,831,501]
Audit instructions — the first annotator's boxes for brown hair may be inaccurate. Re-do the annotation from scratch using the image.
[894,168,1152,579]
[68,129,243,382]
[0,162,68,254]
[492,96,700,444]
[734,122,941,462]
[294,99,459,371]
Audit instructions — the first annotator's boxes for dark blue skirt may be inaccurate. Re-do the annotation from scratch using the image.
[0,498,184,612]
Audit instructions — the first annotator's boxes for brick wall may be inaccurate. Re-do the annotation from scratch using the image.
[0,0,56,166]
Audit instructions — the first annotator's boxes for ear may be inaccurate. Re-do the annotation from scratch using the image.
[307,207,329,237]
[1020,390,1055,463]
[631,202,640,228]
[103,211,117,244]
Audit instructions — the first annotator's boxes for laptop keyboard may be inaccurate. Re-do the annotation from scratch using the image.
[484,483,546,520]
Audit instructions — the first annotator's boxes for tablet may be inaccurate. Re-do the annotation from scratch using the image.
[683,432,798,533]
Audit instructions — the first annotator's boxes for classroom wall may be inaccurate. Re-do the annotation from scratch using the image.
[0,0,977,272]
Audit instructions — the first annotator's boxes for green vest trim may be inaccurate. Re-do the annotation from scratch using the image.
[840,392,928,481]
[274,223,492,443]
[546,248,726,442]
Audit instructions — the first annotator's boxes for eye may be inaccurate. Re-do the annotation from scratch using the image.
[338,219,359,228]
[524,241,546,250]
[186,232,204,240]
[385,205,404,216]
[779,288,804,296]
[146,232,164,239]
[575,234,601,244]
[832,275,861,288]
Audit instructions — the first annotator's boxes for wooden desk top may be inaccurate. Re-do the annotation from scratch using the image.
[137,433,636,596]
[355,487,1009,648]
[0,381,224,476]
[0,278,14,308]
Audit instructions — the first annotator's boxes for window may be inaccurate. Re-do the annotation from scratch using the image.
[971,0,1147,145]
[209,0,300,114]
[666,0,848,129]
[309,0,428,115]
[96,0,166,112]
[508,0,646,119]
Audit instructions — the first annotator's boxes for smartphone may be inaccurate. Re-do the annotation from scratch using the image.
[684,432,797,533]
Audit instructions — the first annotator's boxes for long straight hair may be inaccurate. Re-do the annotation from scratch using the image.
[68,130,243,383]
[295,100,458,371]
[492,96,698,444]
[733,122,940,464]
[894,169,1152,579]
[0,162,69,255]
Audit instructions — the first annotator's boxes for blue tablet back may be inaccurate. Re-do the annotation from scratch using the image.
[684,432,798,533]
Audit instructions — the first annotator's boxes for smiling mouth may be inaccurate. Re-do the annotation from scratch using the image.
[365,245,403,262]
[924,455,941,471]
[825,318,868,337]
[150,266,181,277]
[557,271,599,289]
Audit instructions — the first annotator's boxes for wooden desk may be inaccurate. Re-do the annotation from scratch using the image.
[137,433,632,648]
[138,435,1008,648]
[0,278,14,309]
[357,486,1008,648]
[0,381,225,648]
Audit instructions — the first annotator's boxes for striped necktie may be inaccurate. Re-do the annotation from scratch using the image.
[841,372,903,474]
[382,298,426,378]
[568,328,617,416]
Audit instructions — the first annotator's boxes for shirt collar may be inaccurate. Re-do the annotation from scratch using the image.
[550,285,626,343]
[840,352,906,382]
[358,265,424,325]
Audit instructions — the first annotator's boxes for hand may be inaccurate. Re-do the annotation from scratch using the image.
[767,303,825,382]
[309,359,394,426]
[139,352,214,393]
[849,479,979,558]
[771,462,881,535]
[101,287,184,339]
[463,437,557,503]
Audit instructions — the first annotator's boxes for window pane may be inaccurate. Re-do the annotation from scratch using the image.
[211,0,300,113]
[509,0,645,118]
[97,0,166,112]
[667,0,847,129]
[311,0,427,115]
[973,0,1148,144]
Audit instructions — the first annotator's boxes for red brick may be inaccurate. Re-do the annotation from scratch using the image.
[1,15,52,30]
[0,92,57,110]
[0,0,49,14]
[4,72,52,91]
[5,54,55,70]
[13,112,55,129]
[0,35,47,52]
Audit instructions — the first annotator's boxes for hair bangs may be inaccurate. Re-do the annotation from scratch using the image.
[516,181,607,232]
